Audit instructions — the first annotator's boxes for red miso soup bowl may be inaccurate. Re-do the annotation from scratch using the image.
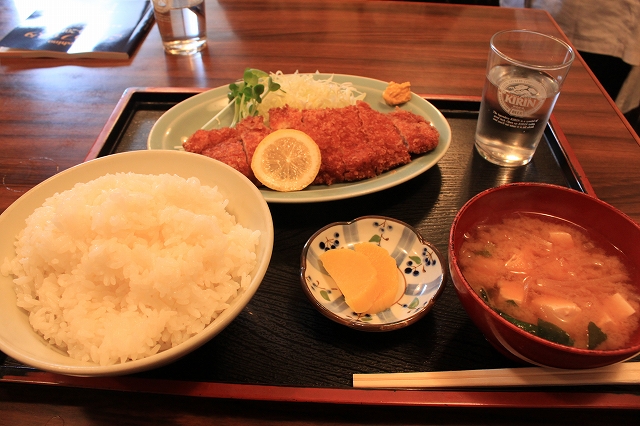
[449,183,640,369]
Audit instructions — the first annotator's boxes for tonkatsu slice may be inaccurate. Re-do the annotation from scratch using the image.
[389,108,440,154]
[183,127,253,181]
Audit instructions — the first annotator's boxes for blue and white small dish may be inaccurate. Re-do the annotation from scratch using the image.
[300,216,446,331]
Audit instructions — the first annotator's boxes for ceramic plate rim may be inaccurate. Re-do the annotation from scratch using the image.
[147,73,452,203]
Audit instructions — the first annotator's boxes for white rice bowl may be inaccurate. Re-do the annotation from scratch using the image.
[0,151,273,376]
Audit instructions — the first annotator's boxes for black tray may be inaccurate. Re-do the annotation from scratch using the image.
[2,88,638,408]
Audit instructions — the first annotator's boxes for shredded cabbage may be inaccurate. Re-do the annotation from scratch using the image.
[256,71,367,120]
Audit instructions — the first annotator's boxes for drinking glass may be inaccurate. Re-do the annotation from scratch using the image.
[475,30,575,167]
[151,0,207,55]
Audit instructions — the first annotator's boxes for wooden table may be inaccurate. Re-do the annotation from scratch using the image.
[1,1,639,424]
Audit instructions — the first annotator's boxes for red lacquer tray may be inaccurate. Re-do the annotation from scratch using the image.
[3,88,638,409]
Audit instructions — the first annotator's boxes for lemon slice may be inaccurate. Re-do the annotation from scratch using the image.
[251,129,322,192]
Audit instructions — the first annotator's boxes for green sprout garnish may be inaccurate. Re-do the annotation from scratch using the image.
[231,68,282,126]
[203,68,282,129]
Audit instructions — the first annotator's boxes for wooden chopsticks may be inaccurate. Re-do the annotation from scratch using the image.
[353,362,640,389]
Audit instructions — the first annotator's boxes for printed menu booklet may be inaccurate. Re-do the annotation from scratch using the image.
[0,0,155,59]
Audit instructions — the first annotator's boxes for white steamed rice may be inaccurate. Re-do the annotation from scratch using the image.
[1,172,260,366]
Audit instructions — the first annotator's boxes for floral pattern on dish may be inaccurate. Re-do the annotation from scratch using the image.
[300,216,447,331]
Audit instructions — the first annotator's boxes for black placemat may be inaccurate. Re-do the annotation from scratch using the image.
[4,92,635,394]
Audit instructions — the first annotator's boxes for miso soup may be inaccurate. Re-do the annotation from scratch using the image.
[459,212,639,350]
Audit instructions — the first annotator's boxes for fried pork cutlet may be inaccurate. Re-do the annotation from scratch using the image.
[389,108,440,154]
[298,108,347,185]
[182,129,211,154]
[328,105,378,182]
[268,105,303,130]
[183,127,253,180]
[302,106,383,184]
[355,101,411,174]
[236,115,271,160]
[270,105,380,184]
[267,106,341,183]
[183,102,440,188]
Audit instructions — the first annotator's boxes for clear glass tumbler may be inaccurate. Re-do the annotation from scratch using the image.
[475,30,575,167]
[151,0,207,55]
